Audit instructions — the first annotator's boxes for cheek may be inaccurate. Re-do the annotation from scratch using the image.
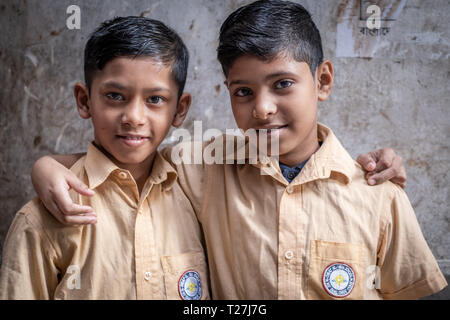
[149,109,175,136]
[91,111,118,131]
[231,104,252,130]
[91,117,111,133]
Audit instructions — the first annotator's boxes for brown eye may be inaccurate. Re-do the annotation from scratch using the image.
[106,92,124,101]
[147,96,164,104]
[275,80,293,89]
[234,88,252,97]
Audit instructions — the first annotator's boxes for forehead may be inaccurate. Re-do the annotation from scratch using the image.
[226,54,312,83]
[92,56,176,90]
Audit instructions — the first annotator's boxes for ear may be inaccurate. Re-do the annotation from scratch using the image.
[172,92,191,128]
[74,82,91,119]
[316,60,334,101]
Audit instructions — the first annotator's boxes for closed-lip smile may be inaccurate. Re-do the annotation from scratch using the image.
[254,124,288,130]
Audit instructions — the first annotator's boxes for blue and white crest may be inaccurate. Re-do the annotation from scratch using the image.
[322,262,355,298]
[178,270,202,300]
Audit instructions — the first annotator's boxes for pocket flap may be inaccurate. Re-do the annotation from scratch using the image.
[161,251,205,274]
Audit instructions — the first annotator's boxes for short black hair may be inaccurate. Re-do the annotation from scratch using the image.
[84,16,189,98]
[217,0,323,77]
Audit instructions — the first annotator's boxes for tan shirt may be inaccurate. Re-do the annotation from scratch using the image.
[163,123,447,299]
[0,143,210,300]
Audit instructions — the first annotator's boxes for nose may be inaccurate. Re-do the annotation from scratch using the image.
[121,98,145,128]
[253,90,277,120]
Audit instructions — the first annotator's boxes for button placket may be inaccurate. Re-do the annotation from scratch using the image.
[284,250,294,260]
[144,271,152,281]
[278,184,302,299]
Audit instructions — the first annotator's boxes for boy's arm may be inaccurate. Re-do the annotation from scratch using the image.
[377,186,447,299]
[0,211,60,299]
[31,148,407,226]
[31,154,96,225]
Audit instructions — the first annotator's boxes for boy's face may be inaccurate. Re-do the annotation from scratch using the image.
[226,54,333,166]
[75,57,190,172]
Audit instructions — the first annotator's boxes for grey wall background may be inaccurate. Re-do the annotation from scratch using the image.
[0,0,448,299]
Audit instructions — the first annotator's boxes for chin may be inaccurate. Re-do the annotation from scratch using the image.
[111,152,151,165]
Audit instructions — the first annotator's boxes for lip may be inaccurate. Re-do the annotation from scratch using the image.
[254,124,288,136]
[254,124,288,130]
[117,134,150,147]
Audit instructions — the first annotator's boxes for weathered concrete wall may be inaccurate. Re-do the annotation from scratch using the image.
[0,0,448,298]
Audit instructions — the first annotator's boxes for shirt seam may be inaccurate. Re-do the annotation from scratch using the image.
[20,206,60,261]
[381,268,447,299]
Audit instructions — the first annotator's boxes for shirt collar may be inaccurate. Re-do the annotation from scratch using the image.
[298,123,356,185]
[84,142,178,191]
[223,123,355,185]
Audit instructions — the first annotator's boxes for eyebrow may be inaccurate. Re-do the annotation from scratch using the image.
[101,81,172,93]
[264,71,297,81]
[228,71,298,87]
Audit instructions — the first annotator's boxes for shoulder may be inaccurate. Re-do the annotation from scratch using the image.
[351,161,398,197]
[345,160,406,219]
[7,198,84,254]
[15,198,64,232]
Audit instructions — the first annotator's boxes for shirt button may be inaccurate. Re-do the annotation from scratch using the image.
[286,186,294,194]
[285,250,294,260]
[287,172,296,180]
[144,271,152,281]
[118,171,128,179]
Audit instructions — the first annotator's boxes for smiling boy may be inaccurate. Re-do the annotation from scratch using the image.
[0,17,209,300]
[193,0,445,299]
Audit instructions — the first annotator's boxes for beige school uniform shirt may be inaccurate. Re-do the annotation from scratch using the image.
[163,123,447,299]
[0,143,209,300]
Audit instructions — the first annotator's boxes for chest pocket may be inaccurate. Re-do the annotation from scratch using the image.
[161,251,210,300]
[307,240,366,300]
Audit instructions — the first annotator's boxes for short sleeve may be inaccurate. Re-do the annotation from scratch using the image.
[0,207,59,299]
[377,186,447,299]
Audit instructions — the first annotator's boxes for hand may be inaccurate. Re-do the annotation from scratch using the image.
[31,156,97,225]
[357,148,407,188]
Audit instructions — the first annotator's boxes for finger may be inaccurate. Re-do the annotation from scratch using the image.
[357,153,377,172]
[67,174,95,197]
[373,148,395,173]
[367,155,402,185]
[389,166,407,189]
[53,187,96,216]
[41,198,68,224]
[44,199,96,225]
[61,214,97,225]
[367,167,396,185]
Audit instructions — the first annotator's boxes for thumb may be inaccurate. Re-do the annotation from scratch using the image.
[66,173,94,197]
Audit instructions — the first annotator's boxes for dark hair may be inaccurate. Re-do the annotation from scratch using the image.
[84,16,189,98]
[217,0,323,77]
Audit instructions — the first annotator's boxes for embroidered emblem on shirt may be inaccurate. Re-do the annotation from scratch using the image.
[322,262,355,298]
[178,269,202,300]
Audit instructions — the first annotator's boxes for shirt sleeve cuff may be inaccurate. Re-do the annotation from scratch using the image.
[382,268,448,300]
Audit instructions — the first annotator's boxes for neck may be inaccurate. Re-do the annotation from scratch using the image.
[125,156,155,194]
[278,123,320,167]
[93,142,155,194]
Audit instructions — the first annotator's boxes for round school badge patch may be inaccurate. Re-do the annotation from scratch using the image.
[322,262,355,298]
[178,270,202,300]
